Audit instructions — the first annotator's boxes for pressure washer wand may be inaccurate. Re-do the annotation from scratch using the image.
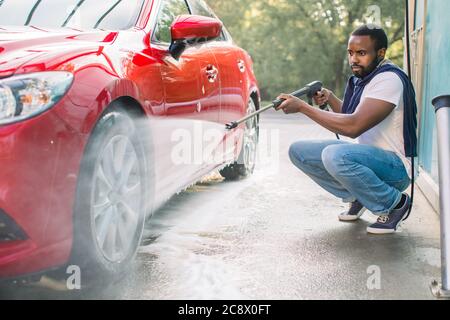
[225,81,324,130]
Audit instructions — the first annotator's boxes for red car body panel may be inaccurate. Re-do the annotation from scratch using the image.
[0,0,259,279]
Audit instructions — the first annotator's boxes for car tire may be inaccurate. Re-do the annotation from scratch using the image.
[220,98,259,181]
[70,105,150,286]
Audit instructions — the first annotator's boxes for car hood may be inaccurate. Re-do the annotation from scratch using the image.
[0,26,118,78]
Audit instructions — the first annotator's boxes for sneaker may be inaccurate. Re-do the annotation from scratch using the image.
[338,200,366,221]
[367,194,411,234]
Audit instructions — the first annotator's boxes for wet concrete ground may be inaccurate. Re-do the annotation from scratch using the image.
[0,109,442,299]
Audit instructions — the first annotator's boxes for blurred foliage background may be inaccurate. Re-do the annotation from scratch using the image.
[208,0,405,100]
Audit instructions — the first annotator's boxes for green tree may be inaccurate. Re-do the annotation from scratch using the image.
[209,0,405,100]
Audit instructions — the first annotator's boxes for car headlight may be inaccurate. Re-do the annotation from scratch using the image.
[0,72,73,126]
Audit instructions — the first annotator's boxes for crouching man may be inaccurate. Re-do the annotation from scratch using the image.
[277,25,417,234]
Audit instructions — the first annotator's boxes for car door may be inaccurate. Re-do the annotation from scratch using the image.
[151,0,200,120]
[187,0,245,125]
[187,0,246,162]
[149,0,221,196]
[151,0,220,124]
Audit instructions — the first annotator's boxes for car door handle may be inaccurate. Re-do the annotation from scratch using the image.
[237,59,246,73]
[205,64,218,83]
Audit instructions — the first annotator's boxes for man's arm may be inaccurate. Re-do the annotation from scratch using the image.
[276,95,395,139]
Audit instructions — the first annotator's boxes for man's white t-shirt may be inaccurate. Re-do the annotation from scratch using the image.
[355,71,413,178]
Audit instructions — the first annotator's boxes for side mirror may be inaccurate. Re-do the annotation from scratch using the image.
[169,15,222,60]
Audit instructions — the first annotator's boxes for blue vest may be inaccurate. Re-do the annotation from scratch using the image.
[342,63,418,157]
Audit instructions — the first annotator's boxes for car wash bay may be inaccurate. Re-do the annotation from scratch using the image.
[1,108,441,300]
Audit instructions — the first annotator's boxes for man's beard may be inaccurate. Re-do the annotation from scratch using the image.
[351,57,381,78]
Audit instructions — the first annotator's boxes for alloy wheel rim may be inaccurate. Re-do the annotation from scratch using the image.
[91,135,142,262]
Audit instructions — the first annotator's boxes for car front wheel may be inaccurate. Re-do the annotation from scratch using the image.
[70,106,148,285]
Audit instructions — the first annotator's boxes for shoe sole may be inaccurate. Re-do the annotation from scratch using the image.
[366,226,396,234]
[338,208,366,222]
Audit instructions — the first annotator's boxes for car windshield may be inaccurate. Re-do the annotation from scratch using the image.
[0,0,145,30]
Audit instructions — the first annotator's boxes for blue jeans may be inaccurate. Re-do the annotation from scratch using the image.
[288,140,411,215]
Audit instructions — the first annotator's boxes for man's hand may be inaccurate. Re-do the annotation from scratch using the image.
[276,94,309,114]
[313,88,331,106]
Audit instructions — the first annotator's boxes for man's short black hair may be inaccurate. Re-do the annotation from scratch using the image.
[352,24,388,51]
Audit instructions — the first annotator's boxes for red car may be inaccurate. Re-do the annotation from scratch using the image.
[0,0,259,283]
